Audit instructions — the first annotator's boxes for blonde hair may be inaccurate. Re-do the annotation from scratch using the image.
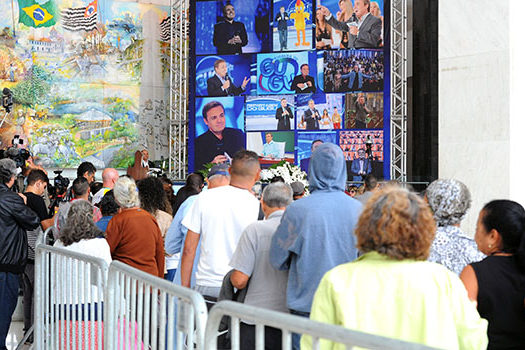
[113,176,140,208]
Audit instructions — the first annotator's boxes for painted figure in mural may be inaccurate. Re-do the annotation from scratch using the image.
[275,6,289,51]
[206,59,249,97]
[319,0,382,49]
[194,101,244,171]
[213,4,248,54]
[290,0,310,47]
[290,64,316,93]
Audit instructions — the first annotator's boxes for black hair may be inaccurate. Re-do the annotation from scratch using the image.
[172,173,204,215]
[99,190,119,217]
[27,169,49,186]
[364,174,378,190]
[310,139,323,150]
[72,177,89,197]
[300,63,309,70]
[90,181,103,196]
[77,161,96,179]
[230,149,260,178]
[137,176,169,215]
[202,101,224,120]
[481,200,525,256]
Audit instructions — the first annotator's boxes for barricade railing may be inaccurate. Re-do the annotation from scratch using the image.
[34,243,109,350]
[204,301,441,350]
[105,261,208,350]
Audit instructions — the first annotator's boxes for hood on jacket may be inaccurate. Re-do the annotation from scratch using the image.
[308,142,346,192]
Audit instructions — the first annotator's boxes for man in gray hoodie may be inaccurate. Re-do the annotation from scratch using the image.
[270,143,363,350]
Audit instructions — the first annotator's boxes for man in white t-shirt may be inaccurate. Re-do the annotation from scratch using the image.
[180,150,261,302]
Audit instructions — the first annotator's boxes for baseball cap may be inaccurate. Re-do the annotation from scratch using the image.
[208,163,229,178]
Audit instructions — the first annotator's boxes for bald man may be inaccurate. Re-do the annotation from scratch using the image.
[92,168,119,205]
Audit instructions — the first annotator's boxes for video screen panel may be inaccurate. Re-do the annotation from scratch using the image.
[189,0,389,181]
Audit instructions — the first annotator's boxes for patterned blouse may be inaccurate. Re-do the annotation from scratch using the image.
[428,225,485,275]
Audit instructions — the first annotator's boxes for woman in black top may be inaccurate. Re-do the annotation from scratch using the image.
[315,8,333,49]
[460,200,525,349]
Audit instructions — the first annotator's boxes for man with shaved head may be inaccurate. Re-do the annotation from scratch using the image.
[181,150,260,306]
[92,168,119,205]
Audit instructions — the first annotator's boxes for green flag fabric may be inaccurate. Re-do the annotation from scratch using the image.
[18,0,57,28]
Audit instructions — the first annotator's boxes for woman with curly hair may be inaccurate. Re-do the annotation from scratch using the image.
[303,186,488,350]
[54,199,111,265]
[105,176,164,277]
[137,176,174,279]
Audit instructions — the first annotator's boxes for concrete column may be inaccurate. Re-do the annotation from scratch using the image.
[439,0,509,233]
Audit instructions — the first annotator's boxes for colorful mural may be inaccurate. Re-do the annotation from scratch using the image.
[0,0,170,168]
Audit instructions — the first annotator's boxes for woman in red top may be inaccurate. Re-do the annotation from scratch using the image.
[105,176,165,277]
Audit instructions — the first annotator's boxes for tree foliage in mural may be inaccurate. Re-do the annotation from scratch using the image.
[11,65,53,106]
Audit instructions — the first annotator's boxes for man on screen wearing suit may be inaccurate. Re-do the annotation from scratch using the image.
[350,148,372,181]
[207,59,249,97]
[301,99,321,130]
[275,98,294,130]
[290,64,316,94]
[194,101,245,171]
[300,139,323,173]
[213,4,248,54]
[275,6,289,51]
[319,0,382,49]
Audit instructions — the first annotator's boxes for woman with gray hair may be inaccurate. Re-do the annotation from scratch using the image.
[105,176,165,277]
[426,179,484,275]
[54,200,111,264]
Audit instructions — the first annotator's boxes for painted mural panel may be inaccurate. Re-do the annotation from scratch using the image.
[0,0,171,168]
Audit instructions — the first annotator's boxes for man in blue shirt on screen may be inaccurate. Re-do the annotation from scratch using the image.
[194,101,244,171]
[262,133,281,158]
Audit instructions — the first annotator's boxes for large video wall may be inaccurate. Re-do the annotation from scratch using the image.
[189,0,389,181]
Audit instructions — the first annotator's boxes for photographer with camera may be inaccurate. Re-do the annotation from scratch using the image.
[21,169,55,341]
[0,159,40,350]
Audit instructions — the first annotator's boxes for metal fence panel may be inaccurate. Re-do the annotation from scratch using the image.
[204,301,442,350]
[34,243,109,350]
[105,260,208,350]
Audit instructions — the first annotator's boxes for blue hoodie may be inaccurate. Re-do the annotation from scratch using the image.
[270,143,362,313]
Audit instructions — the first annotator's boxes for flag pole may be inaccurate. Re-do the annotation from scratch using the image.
[11,0,16,36]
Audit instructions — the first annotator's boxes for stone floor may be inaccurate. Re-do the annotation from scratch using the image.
[6,321,30,350]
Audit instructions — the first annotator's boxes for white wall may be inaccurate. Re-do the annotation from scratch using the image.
[439,0,510,234]
[509,0,525,205]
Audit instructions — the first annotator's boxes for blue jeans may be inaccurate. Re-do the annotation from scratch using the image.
[290,309,310,350]
[165,269,176,282]
[278,28,287,50]
[0,272,20,350]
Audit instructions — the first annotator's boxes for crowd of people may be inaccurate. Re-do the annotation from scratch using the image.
[0,143,524,350]
[323,51,384,92]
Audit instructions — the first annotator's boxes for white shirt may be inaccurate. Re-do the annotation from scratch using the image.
[53,238,112,303]
[182,185,260,287]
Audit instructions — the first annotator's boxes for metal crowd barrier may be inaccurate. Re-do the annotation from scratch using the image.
[204,301,441,350]
[105,261,208,350]
[34,243,109,350]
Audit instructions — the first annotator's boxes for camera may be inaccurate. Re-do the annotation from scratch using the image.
[2,88,13,113]
[47,170,70,216]
[0,136,31,169]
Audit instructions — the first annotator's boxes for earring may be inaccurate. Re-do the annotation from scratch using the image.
[488,244,492,249]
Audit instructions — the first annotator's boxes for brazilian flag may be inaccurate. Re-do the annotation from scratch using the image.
[18,0,57,28]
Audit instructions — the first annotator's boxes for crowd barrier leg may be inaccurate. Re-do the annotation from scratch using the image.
[105,261,208,350]
[34,243,108,349]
